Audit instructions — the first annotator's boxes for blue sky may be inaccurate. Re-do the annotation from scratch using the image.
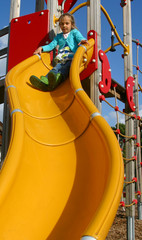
[0,0,142,126]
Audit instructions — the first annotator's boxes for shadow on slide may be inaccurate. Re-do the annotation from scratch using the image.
[0,39,124,240]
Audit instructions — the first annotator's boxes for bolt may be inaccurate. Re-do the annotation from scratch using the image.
[92,59,96,63]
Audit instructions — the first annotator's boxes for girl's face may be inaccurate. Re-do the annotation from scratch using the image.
[59,16,72,34]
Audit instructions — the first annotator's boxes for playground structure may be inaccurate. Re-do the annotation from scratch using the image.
[0,0,141,239]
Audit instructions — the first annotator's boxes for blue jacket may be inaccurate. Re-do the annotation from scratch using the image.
[42,29,86,53]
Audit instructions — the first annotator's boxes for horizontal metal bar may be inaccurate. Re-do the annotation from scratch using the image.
[132,39,142,48]
[0,26,9,37]
[0,48,8,57]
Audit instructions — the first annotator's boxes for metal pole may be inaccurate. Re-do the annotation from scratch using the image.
[87,0,101,112]
[47,0,59,40]
[123,1,135,239]
[35,0,44,12]
[9,0,21,21]
[127,216,135,240]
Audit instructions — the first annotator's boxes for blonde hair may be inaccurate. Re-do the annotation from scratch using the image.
[59,13,76,29]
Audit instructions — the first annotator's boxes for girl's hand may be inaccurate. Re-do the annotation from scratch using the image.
[78,40,89,45]
[33,47,43,55]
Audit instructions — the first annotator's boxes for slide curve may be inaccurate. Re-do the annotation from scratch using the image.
[0,38,124,240]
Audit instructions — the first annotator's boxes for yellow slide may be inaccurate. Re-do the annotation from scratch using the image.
[0,39,123,240]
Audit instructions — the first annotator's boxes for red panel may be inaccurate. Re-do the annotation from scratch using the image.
[126,76,135,112]
[64,0,77,12]
[80,30,98,81]
[98,49,111,94]
[8,10,49,71]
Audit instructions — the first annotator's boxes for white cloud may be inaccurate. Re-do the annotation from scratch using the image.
[0,35,7,124]
[103,110,125,126]
[139,104,142,117]
[0,34,8,76]
[119,113,125,124]
[0,34,8,49]
[103,110,117,126]
[0,56,7,76]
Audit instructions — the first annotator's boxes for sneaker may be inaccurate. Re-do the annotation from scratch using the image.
[48,71,63,89]
[29,75,49,91]
[40,76,49,84]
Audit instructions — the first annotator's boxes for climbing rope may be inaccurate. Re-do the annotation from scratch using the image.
[113,129,136,139]
[100,95,142,121]
[124,177,137,185]
[120,199,138,208]
[123,156,136,161]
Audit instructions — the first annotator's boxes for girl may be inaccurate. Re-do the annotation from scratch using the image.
[30,13,88,91]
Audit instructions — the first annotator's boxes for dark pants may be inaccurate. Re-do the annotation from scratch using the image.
[46,60,72,81]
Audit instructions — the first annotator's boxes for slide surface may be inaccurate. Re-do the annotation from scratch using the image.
[0,39,123,240]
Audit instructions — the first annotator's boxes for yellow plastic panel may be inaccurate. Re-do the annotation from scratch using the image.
[0,39,123,240]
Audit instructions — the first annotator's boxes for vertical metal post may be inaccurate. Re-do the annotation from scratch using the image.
[47,0,59,40]
[127,216,135,240]
[123,1,135,239]
[9,0,21,20]
[134,75,142,219]
[87,0,101,112]
[35,0,44,12]
[46,0,61,65]
[1,0,21,163]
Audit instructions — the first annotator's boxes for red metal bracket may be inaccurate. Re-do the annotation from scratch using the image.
[98,49,111,94]
[126,76,136,112]
[64,0,77,12]
[80,30,98,81]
